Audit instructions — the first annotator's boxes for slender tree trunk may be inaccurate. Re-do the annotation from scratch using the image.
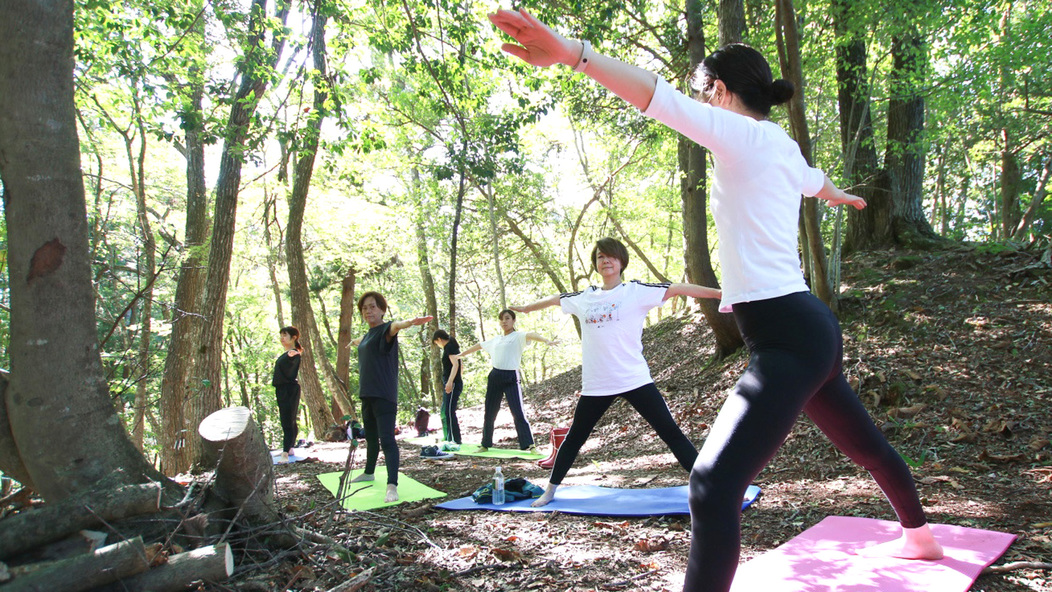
[194,0,290,467]
[487,187,507,310]
[718,0,746,45]
[129,114,156,449]
[683,0,743,357]
[159,17,209,474]
[285,6,339,438]
[0,0,162,499]
[263,195,286,328]
[999,132,1022,239]
[448,156,466,334]
[335,266,357,419]
[1013,155,1051,241]
[414,204,442,402]
[775,0,836,312]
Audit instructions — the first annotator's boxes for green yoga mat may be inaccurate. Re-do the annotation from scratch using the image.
[454,444,545,460]
[317,468,446,510]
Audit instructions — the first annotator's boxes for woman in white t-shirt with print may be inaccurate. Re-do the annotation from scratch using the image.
[455,310,555,452]
[512,238,721,507]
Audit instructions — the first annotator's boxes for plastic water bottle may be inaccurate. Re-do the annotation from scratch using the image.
[492,466,506,505]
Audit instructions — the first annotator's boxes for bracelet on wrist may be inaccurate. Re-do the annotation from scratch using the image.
[572,40,592,73]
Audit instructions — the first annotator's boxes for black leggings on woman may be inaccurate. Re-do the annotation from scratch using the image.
[481,369,535,450]
[275,383,301,453]
[683,291,928,592]
[361,397,399,485]
[548,383,698,484]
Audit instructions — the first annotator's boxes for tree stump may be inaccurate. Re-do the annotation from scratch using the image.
[198,406,278,525]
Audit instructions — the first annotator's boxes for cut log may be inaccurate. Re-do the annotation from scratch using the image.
[0,370,35,491]
[3,536,149,592]
[0,482,162,560]
[198,406,278,524]
[96,542,234,592]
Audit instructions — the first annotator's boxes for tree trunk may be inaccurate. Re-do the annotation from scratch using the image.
[198,407,278,525]
[682,0,744,358]
[159,10,210,473]
[0,0,162,501]
[335,266,357,421]
[285,7,339,438]
[1013,155,1051,241]
[4,537,151,592]
[775,0,837,312]
[0,371,34,490]
[833,0,890,252]
[999,133,1022,239]
[718,0,746,45]
[448,158,466,336]
[414,205,442,402]
[885,27,941,248]
[263,195,286,328]
[193,0,291,466]
[99,543,234,592]
[487,187,507,310]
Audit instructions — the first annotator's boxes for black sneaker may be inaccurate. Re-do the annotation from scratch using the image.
[420,445,454,460]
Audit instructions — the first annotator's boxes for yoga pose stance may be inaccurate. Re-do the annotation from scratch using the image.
[351,291,432,503]
[488,9,943,590]
[512,238,720,508]
[431,329,463,445]
[272,326,302,463]
[454,310,555,453]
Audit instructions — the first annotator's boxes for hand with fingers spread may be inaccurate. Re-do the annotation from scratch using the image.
[487,8,579,69]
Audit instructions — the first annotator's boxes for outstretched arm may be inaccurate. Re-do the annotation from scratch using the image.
[664,283,722,302]
[387,316,434,340]
[524,331,557,346]
[453,343,484,361]
[510,294,561,314]
[815,175,866,210]
[488,9,658,111]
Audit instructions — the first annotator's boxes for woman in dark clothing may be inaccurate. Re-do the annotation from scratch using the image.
[431,329,463,445]
[350,291,432,503]
[272,326,302,463]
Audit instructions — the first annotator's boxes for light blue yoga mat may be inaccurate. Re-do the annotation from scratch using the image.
[435,484,761,516]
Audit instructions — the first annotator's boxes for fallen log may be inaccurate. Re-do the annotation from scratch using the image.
[3,536,150,592]
[0,482,162,560]
[324,566,375,592]
[198,406,278,525]
[97,542,234,592]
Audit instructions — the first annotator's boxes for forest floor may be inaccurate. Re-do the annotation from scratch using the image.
[249,244,1050,592]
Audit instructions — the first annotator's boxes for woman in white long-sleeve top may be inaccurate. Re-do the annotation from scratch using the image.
[488,10,943,592]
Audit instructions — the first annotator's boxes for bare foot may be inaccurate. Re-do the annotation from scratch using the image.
[384,484,399,503]
[279,452,288,464]
[350,473,374,483]
[528,446,540,455]
[531,484,558,507]
[478,445,488,452]
[856,524,944,560]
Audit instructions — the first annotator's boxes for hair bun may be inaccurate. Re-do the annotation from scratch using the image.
[769,79,795,105]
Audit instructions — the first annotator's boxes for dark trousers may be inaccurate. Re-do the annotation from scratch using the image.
[361,397,399,485]
[547,382,697,484]
[275,383,300,453]
[683,291,928,592]
[481,369,534,449]
[441,379,463,444]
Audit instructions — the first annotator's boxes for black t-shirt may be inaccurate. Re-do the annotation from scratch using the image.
[272,351,301,387]
[442,338,462,384]
[357,321,399,402]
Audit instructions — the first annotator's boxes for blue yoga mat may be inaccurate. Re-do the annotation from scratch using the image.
[436,483,761,516]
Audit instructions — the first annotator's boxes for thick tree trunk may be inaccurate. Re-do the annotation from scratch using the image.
[335,267,357,422]
[999,135,1022,239]
[718,0,746,45]
[681,0,744,358]
[775,0,837,312]
[0,0,162,501]
[198,407,278,525]
[194,0,290,466]
[832,0,891,252]
[159,43,210,475]
[885,29,941,248]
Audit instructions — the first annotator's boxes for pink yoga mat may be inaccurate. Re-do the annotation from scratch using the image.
[729,516,1016,592]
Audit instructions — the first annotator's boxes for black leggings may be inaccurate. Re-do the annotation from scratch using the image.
[361,397,399,485]
[548,383,697,485]
[481,369,535,449]
[275,383,300,453]
[683,291,928,592]
[441,379,463,444]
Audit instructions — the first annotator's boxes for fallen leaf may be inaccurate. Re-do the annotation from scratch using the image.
[492,548,523,562]
[634,538,669,552]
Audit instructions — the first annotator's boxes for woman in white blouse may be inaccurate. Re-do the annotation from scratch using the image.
[454,310,555,452]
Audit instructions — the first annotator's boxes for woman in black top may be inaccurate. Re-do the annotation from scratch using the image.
[350,291,432,503]
[431,329,463,445]
[272,326,302,463]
